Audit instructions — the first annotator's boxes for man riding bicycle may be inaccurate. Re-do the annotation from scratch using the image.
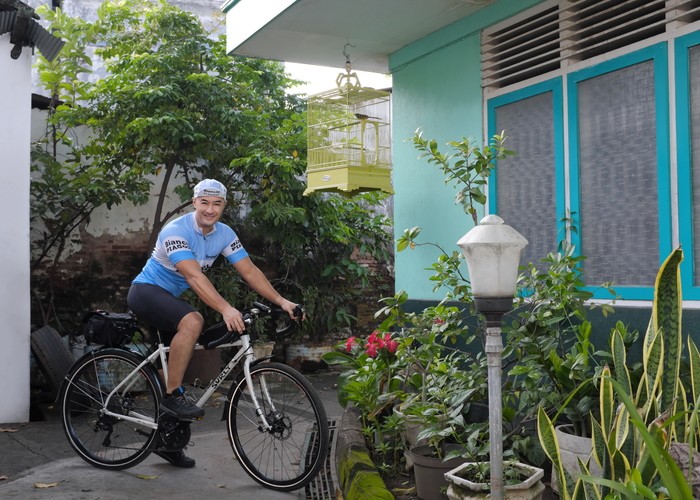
[127,179,300,468]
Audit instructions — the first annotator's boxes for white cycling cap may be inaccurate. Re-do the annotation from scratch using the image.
[193,179,227,199]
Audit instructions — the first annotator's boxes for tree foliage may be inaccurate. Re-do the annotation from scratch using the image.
[31,5,128,271]
[86,0,305,251]
[32,0,303,267]
[31,0,393,338]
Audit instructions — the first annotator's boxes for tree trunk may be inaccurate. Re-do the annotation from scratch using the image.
[145,162,176,255]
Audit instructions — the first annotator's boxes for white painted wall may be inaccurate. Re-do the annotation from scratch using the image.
[0,34,32,423]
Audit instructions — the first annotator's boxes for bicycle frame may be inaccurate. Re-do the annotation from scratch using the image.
[99,333,276,432]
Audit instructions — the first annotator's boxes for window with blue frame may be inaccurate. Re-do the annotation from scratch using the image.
[569,44,671,299]
[487,80,564,270]
[677,31,700,300]
[488,43,672,300]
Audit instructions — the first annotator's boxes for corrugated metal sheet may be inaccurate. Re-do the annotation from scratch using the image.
[0,11,16,36]
[28,20,64,62]
[0,10,64,62]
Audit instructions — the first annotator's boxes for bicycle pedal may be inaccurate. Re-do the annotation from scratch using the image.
[159,412,196,423]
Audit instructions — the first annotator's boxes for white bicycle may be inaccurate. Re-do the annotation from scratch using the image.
[58,302,329,492]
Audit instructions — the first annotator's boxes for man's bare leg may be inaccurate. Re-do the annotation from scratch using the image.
[155,312,201,467]
[165,311,204,392]
[160,311,205,419]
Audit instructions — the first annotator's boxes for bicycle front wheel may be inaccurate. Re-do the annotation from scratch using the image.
[227,362,329,491]
[60,348,163,470]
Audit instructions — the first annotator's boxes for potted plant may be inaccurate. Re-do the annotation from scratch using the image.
[538,248,698,499]
[405,129,619,459]
[407,443,470,500]
[496,238,629,487]
[324,295,492,497]
[391,129,642,496]
[397,226,620,474]
[322,327,409,476]
[399,335,488,500]
[444,460,545,500]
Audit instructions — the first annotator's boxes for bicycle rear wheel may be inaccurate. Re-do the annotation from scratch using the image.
[226,362,329,491]
[60,348,163,470]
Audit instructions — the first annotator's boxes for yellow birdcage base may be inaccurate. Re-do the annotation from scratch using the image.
[303,165,393,196]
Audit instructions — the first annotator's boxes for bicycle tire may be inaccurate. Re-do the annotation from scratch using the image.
[60,348,163,470]
[226,362,329,491]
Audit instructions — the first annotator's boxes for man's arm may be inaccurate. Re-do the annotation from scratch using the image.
[233,257,300,319]
[175,259,247,333]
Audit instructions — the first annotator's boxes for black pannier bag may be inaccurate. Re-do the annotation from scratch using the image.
[83,310,137,347]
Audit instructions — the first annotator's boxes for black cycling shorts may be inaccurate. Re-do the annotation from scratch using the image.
[127,283,196,343]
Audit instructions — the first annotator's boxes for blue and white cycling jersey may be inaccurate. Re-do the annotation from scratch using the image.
[133,212,248,296]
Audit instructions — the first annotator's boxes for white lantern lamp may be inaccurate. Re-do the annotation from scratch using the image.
[457,214,528,316]
[456,214,527,500]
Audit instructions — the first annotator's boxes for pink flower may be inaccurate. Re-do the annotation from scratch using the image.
[345,336,357,352]
[385,339,399,354]
[366,330,385,352]
[434,318,445,325]
[365,342,378,358]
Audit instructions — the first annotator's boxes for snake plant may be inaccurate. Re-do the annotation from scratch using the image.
[538,248,697,499]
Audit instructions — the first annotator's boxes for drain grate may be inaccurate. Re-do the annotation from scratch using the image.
[302,418,338,500]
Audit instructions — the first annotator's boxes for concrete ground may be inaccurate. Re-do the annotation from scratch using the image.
[0,371,344,500]
[1,366,560,500]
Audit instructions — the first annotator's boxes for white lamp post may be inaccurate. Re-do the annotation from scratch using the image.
[457,214,528,500]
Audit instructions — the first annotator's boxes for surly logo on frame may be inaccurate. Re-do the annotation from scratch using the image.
[164,237,190,254]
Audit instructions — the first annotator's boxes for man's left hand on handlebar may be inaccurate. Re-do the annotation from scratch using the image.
[280,299,305,322]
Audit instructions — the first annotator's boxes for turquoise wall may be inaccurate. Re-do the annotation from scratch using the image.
[391,34,481,300]
[388,0,544,301]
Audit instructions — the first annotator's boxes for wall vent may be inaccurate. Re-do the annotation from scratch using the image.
[482,0,700,90]
[482,5,560,88]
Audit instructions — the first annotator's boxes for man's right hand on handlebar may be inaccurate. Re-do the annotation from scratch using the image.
[222,305,246,333]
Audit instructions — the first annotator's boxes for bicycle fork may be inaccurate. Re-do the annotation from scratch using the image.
[241,356,278,433]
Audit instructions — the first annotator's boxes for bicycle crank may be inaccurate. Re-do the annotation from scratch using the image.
[157,416,192,451]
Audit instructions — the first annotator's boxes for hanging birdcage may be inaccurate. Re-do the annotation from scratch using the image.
[304,53,392,196]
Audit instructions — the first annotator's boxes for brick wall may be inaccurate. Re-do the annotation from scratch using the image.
[31,226,152,333]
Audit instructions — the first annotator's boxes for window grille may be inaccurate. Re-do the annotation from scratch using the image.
[482,0,700,89]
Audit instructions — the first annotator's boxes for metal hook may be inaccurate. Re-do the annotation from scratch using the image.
[343,43,356,72]
[342,43,355,62]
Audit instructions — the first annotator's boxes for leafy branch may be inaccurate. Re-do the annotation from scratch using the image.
[411,129,515,225]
